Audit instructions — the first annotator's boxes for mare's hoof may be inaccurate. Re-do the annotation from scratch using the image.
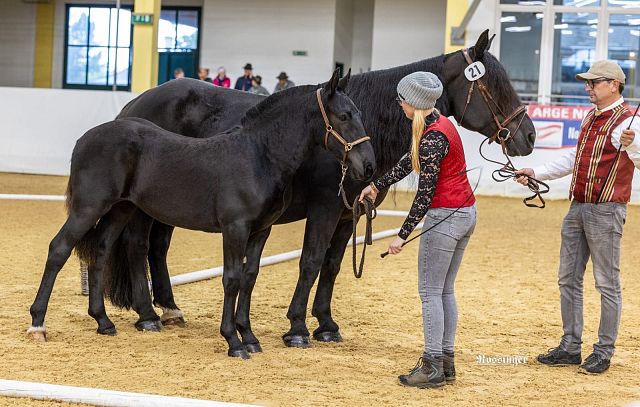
[283,334,312,348]
[160,309,186,327]
[228,349,251,360]
[313,330,343,343]
[135,319,163,332]
[97,325,117,336]
[244,342,263,353]
[27,327,47,342]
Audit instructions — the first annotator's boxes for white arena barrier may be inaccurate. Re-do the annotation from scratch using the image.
[0,379,258,407]
[0,194,64,201]
[170,218,422,286]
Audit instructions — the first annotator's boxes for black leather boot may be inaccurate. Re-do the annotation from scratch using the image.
[443,352,456,382]
[398,355,445,388]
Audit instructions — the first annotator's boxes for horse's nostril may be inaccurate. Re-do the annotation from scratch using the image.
[528,132,536,145]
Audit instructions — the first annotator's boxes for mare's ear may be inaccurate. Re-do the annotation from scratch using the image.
[488,33,496,51]
[337,68,351,91]
[324,68,340,96]
[473,29,490,60]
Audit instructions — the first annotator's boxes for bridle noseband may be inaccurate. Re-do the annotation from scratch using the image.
[458,48,548,208]
[459,48,527,146]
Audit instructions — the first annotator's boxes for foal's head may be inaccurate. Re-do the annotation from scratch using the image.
[318,69,376,181]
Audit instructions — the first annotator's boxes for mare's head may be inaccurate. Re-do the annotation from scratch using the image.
[318,69,376,181]
[442,30,536,156]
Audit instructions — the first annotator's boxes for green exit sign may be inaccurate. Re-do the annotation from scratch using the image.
[292,50,308,56]
[132,14,153,25]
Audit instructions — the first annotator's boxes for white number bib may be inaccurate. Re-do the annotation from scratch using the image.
[464,61,486,82]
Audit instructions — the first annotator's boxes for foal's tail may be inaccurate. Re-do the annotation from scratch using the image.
[67,180,136,309]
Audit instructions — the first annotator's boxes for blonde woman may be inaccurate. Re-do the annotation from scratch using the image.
[360,72,476,388]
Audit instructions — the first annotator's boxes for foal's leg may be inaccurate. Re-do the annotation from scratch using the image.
[283,207,340,348]
[29,208,110,341]
[311,218,353,342]
[87,203,137,335]
[146,222,184,326]
[123,213,162,332]
[236,227,272,353]
[220,223,251,359]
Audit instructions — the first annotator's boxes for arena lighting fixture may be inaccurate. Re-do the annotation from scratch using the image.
[589,31,597,37]
[501,16,517,23]
[630,51,637,58]
[587,18,598,24]
[535,13,544,19]
[562,29,574,35]
[554,23,569,29]
[610,0,640,6]
[517,1,545,5]
[631,30,640,36]
[505,26,532,32]
[627,18,640,25]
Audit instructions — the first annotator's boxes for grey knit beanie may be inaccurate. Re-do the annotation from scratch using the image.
[396,72,443,110]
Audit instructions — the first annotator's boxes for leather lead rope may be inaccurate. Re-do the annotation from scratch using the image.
[340,185,376,278]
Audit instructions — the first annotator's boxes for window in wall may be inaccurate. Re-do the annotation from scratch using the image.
[550,12,597,104]
[157,8,201,84]
[64,5,132,90]
[608,14,640,99]
[500,12,544,102]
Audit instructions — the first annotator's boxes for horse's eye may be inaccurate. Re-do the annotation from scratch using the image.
[338,112,351,121]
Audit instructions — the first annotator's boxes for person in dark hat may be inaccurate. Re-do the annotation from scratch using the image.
[249,75,270,96]
[234,63,254,91]
[273,71,295,93]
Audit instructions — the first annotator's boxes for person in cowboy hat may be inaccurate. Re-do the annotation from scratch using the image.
[234,63,255,91]
[360,72,476,388]
[249,75,270,96]
[273,71,295,93]
[516,60,640,374]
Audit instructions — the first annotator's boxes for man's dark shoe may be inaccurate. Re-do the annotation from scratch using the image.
[578,352,610,374]
[399,355,445,389]
[537,346,581,366]
[443,352,456,382]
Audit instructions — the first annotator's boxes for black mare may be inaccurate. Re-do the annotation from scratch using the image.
[28,71,376,359]
[95,30,537,346]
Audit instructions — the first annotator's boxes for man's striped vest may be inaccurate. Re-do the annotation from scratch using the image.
[569,105,633,203]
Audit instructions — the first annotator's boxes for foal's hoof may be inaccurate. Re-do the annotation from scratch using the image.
[244,342,263,353]
[97,325,117,336]
[313,330,343,343]
[283,334,312,348]
[228,349,251,360]
[135,319,163,332]
[27,326,47,342]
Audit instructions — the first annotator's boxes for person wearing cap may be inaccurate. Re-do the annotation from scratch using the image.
[249,75,270,96]
[213,66,231,88]
[515,60,640,374]
[234,63,254,91]
[273,72,295,93]
[359,72,476,388]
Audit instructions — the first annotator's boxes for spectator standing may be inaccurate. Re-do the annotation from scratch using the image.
[173,68,185,79]
[234,63,254,91]
[213,67,231,88]
[198,67,213,83]
[274,72,295,93]
[249,76,270,96]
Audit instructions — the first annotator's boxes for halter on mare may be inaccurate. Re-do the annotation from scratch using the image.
[458,48,549,209]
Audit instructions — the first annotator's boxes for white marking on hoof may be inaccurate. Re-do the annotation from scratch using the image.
[160,308,184,322]
[27,326,47,342]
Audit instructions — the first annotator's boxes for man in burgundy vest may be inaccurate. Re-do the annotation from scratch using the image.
[516,60,640,374]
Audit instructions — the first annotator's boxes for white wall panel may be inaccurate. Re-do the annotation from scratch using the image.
[351,0,374,74]
[0,0,36,87]
[200,0,337,93]
[371,0,447,69]
[334,0,354,72]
